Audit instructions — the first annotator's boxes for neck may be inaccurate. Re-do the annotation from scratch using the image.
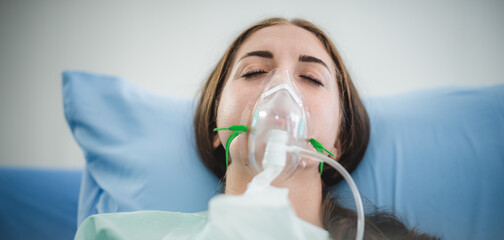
[224,164,324,228]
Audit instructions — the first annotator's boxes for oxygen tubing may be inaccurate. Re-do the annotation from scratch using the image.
[286,145,365,240]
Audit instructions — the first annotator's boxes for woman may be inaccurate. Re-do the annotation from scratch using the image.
[75,17,439,240]
[194,17,439,240]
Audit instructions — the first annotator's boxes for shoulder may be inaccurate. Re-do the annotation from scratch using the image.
[74,211,208,240]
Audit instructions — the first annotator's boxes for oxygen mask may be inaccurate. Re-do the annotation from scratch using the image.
[212,69,313,184]
[246,69,311,183]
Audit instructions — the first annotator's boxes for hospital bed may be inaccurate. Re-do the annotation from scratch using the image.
[1,71,503,240]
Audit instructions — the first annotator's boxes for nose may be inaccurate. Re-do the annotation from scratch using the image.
[260,69,303,107]
[267,69,295,86]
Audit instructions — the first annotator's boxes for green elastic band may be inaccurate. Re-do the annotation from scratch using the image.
[309,138,335,175]
[213,125,248,170]
[214,125,248,132]
[213,127,331,176]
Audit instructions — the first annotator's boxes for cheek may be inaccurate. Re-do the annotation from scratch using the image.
[216,83,258,142]
[306,95,340,149]
[217,85,250,125]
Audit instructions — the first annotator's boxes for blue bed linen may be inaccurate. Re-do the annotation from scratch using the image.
[0,167,82,240]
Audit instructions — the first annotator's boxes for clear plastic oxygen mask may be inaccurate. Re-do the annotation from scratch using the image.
[245,69,311,184]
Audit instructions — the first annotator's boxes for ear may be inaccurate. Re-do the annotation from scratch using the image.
[212,133,222,149]
[331,143,341,161]
[330,147,338,159]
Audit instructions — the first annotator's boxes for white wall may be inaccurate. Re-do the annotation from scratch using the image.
[1,0,503,168]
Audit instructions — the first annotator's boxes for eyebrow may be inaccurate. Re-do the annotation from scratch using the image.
[299,55,329,70]
[239,50,273,60]
[239,50,329,71]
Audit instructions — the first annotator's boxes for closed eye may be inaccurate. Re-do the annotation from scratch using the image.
[241,70,267,79]
[300,75,324,86]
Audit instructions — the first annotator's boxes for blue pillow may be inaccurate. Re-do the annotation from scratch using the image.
[62,71,220,225]
[334,85,504,239]
[63,71,504,239]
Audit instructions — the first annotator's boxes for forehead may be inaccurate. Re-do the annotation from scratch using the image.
[236,24,334,68]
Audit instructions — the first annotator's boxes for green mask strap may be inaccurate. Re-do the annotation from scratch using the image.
[213,125,248,170]
[213,127,330,175]
[309,138,335,175]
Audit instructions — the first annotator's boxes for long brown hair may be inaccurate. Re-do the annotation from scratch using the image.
[194,17,438,240]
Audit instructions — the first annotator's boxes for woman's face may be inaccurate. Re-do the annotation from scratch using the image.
[215,24,341,169]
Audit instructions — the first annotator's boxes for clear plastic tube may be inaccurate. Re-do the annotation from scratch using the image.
[287,146,365,240]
